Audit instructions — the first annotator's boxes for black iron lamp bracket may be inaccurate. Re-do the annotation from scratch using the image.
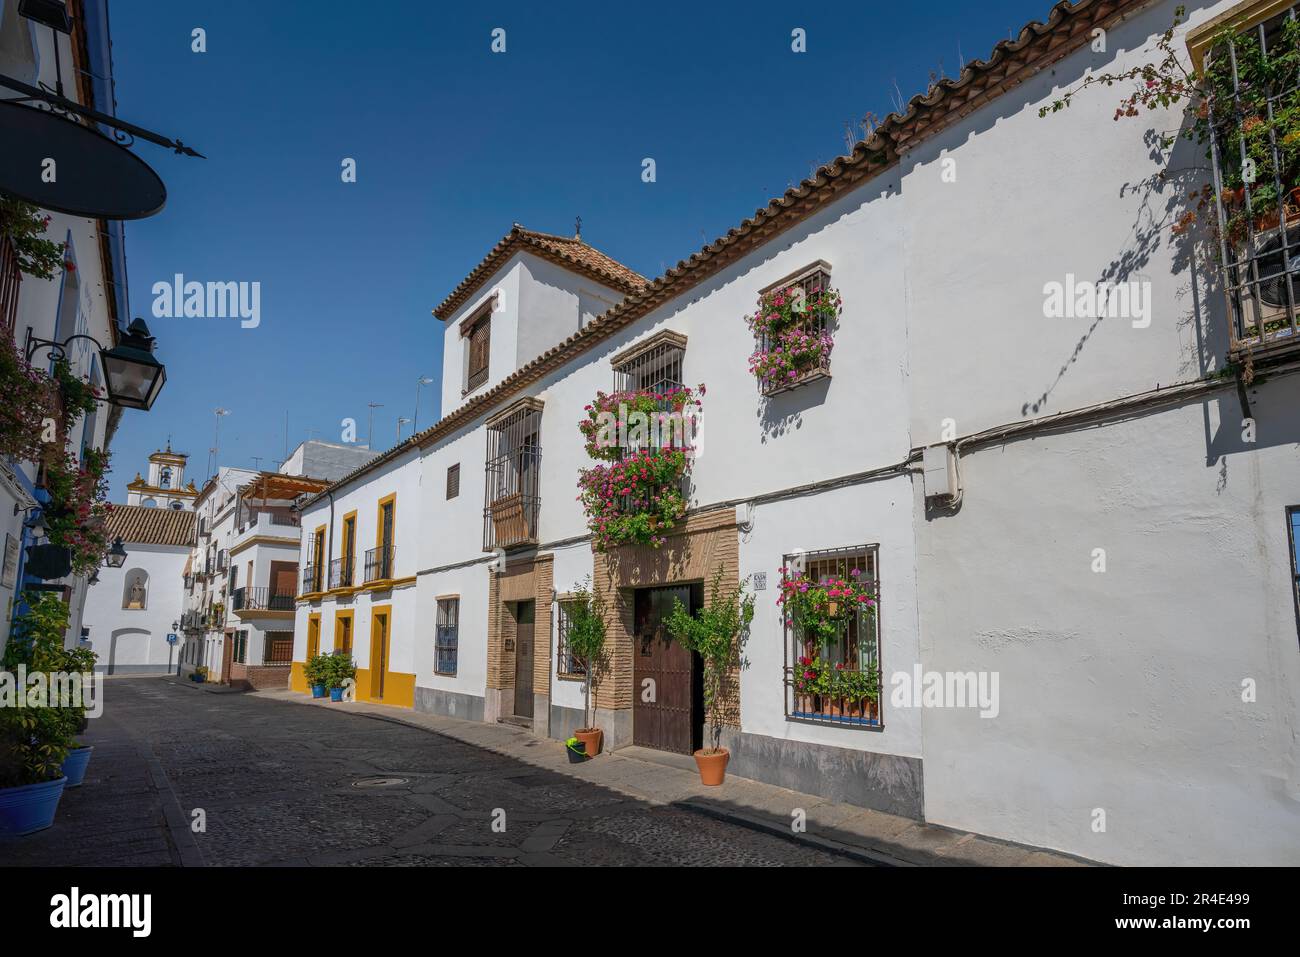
[0,72,204,157]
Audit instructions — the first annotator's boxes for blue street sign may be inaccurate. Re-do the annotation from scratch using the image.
[166,633,178,645]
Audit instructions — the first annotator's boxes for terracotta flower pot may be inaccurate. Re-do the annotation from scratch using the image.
[693,748,729,786]
[796,694,814,714]
[845,698,864,720]
[574,727,603,758]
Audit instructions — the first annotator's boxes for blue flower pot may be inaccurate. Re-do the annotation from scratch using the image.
[0,777,67,836]
[61,746,93,788]
[311,685,326,699]
[194,674,206,683]
[329,687,343,702]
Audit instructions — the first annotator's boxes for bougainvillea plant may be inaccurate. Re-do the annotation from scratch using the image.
[0,332,100,465]
[0,198,68,281]
[578,384,702,461]
[777,565,876,649]
[41,447,113,576]
[1040,6,1300,259]
[746,284,841,391]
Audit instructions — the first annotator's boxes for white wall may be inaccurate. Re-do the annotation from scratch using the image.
[82,544,188,673]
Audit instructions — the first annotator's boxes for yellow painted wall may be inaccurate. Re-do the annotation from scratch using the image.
[290,661,307,693]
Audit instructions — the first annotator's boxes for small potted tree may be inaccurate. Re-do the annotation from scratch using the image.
[57,643,98,787]
[325,653,356,702]
[304,654,329,698]
[665,569,755,785]
[192,665,209,683]
[564,577,607,758]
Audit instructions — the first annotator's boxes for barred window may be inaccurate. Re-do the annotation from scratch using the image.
[1205,7,1300,352]
[436,598,459,676]
[232,630,248,665]
[782,544,882,729]
[556,599,587,679]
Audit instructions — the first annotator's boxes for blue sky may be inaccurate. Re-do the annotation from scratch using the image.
[105,0,1051,498]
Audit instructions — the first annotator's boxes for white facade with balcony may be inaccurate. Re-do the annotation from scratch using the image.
[288,0,1300,865]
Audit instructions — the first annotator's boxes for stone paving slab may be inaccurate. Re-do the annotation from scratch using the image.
[260,689,1095,867]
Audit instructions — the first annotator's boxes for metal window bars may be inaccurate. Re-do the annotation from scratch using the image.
[1207,7,1300,355]
[556,600,588,677]
[782,544,883,729]
[758,264,834,395]
[483,402,542,551]
[435,598,459,675]
[301,563,321,595]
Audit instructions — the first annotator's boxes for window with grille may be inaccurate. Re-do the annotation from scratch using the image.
[435,598,459,675]
[1203,6,1300,351]
[556,599,588,678]
[783,544,882,729]
[465,312,491,393]
[1289,507,1300,647]
[755,262,837,395]
[446,463,460,499]
[483,400,542,551]
[611,330,686,395]
[233,630,248,665]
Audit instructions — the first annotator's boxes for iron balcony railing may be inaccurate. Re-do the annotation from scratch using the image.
[301,563,322,595]
[483,402,542,552]
[232,587,295,612]
[364,545,394,583]
[328,556,355,589]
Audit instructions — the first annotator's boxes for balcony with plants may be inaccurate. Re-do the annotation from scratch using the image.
[576,383,701,552]
[747,267,841,397]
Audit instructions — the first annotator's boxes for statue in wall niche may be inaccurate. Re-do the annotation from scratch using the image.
[126,576,147,610]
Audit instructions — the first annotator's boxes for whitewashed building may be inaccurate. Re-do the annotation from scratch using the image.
[289,0,1300,865]
[180,441,372,686]
[82,503,194,674]
[0,0,153,653]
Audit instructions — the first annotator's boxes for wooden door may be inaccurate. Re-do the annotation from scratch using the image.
[220,634,233,684]
[370,612,389,701]
[514,601,534,718]
[306,616,320,660]
[633,585,702,754]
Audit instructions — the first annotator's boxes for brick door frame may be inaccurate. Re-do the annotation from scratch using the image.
[591,508,741,751]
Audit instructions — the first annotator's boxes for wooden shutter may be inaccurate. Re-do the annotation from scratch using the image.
[467,317,490,390]
[446,463,460,499]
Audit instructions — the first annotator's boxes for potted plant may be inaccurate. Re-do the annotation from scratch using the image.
[778,564,877,654]
[665,569,755,786]
[746,283,841,394]
[325,653,356,702]
[835,665,880,722]
[0,592,75,835]
[304,654,329,698]
[792,655,823,715]
[564,576,607,758]
[192,665,209,683]
[57,643,97,787]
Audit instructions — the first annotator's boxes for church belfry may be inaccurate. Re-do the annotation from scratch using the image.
[125,441,198,510]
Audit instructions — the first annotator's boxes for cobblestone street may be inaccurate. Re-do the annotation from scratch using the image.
[0,677,860,867]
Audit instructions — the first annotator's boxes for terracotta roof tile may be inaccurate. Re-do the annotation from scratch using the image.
[105,504,197,547]
[433,225,646,320]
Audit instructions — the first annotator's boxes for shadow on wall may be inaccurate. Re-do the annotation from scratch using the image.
[893,4,1231,420]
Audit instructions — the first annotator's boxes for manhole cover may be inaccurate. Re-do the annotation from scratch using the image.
[352,776,409,789]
